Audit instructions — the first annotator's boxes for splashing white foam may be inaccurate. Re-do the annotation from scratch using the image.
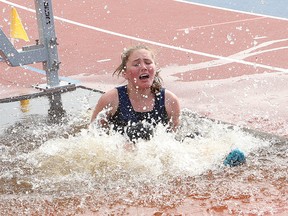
[25,110,270,181]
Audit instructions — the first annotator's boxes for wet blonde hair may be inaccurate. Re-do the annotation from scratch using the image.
[113,45,163,93]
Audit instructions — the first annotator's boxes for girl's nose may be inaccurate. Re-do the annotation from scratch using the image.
[140,62,148,70]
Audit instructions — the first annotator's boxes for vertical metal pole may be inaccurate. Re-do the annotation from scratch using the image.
[48,92,66,123]
[34,0,60,87]
[34,0,66,123]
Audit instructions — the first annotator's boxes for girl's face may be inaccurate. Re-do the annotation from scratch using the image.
[123,49,156,90]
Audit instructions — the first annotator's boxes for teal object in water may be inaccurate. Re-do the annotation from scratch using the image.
[224,149,246,167]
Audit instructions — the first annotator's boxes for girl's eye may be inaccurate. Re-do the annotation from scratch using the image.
[132,61,153,67]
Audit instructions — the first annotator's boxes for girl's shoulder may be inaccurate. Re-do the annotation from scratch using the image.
[164,89,178,101]
[102,88,118,98]
[98,88,119,107]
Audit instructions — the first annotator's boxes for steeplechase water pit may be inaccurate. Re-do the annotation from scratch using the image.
[1,0,287,214]
[0,86,287,215]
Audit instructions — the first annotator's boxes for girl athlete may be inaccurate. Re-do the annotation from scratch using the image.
[91,45,180,141]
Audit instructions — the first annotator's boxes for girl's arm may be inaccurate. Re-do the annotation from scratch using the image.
[165,90,181,131]
[90,88,118,127]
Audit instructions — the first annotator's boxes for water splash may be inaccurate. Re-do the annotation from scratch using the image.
[0,108,286,215]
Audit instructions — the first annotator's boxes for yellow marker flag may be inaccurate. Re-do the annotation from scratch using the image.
[10,7,30,42]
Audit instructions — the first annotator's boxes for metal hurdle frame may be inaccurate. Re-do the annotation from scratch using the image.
[0,0,77,122]
[0,0,74,91]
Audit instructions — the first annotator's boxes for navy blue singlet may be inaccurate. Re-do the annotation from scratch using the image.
[110,85,168,133]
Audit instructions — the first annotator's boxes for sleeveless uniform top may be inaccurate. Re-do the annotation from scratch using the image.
[109,85,169,133]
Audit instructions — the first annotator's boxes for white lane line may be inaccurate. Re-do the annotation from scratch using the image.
[0,0,287,73]
[177,17,265,31]
[97,59,111,63]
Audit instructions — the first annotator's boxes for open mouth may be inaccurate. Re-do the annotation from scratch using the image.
[139,74,150,80]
